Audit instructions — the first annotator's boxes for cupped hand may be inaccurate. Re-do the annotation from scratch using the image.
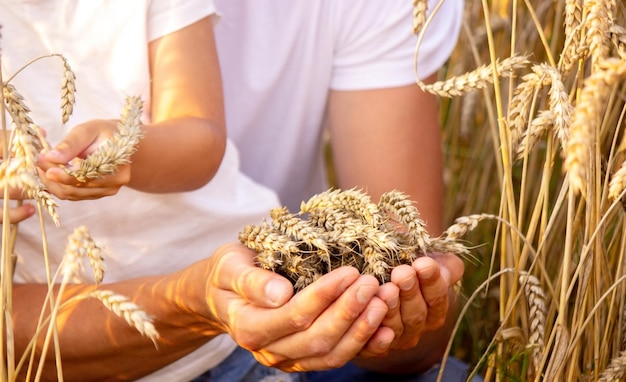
[201,243,389,372]
[359,252,464,357]
[37,119,131,200]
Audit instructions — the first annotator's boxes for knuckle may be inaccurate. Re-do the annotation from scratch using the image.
[307,336,335,356]
[405,310,427,327]
[320,355,348,370]
[287,313,315,331]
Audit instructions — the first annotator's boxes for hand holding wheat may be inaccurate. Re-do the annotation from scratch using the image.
[36,96,143,200]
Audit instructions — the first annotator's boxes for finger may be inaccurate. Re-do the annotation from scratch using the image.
[40,125,99,165]
[0,204,36,224]
[214,243,294,308]
[356,325,395,358]
[413,256,449,330]
[234,267,363,351]
[429,252,465,287]
[267,288,388,371]
[38,178,117,201]
[375,281,402,338]
[390,263,427,349]
[43,166,80,185]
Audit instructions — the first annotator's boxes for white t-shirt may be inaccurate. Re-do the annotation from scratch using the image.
[1,1,279,381]
[214,0,464,212]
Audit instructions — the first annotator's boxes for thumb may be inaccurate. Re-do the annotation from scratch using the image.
[41,139,82,166]
[216,243,294,308]
[40,123,101,165]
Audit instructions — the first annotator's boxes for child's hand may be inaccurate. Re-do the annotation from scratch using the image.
[0,185,36,223]
[37,120,131,200]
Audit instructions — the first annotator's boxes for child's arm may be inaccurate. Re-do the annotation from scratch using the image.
[38,16,225,198]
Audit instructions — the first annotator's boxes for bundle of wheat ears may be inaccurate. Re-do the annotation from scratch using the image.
[239,188,483,290]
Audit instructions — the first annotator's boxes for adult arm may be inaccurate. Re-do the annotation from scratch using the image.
[326,75,464,373]
[13,244,389,381]
[38,16,226,197]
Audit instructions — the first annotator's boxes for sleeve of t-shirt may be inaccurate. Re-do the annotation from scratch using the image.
[330,0,463,90]
[148,0,218,42]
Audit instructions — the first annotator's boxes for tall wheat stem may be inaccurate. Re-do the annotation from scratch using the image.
[0,40,15,380]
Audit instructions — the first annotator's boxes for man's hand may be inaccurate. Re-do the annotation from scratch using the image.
[359,253,464,357]
[200,243,390,372]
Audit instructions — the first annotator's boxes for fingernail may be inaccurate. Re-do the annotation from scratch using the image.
[399,277,415,291]
[377,336,393,351]
[367,306,386,325]
[265,279,288,306]
[44,150,62,161]
[357,284,375,304]
[387,296,399,310]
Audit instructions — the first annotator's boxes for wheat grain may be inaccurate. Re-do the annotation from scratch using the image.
[610,24,626,59]
[517,110,554,158]
[89,290,159,345]
[608,160,626,201]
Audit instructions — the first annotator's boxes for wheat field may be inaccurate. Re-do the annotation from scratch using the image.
[427,0,626,380]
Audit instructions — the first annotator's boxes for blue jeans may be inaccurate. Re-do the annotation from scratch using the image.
[192,346,483,382]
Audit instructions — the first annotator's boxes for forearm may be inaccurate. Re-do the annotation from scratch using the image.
[127,116,226,193]
[12,265,220,381]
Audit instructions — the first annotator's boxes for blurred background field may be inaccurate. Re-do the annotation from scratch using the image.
[434,1,626,380]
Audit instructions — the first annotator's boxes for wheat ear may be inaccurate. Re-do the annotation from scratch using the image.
[89,290,159,346]
[69,96,144,182]
[422,54,529,97]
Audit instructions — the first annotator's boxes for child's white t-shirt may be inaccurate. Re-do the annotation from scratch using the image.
[1,1,279,380]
